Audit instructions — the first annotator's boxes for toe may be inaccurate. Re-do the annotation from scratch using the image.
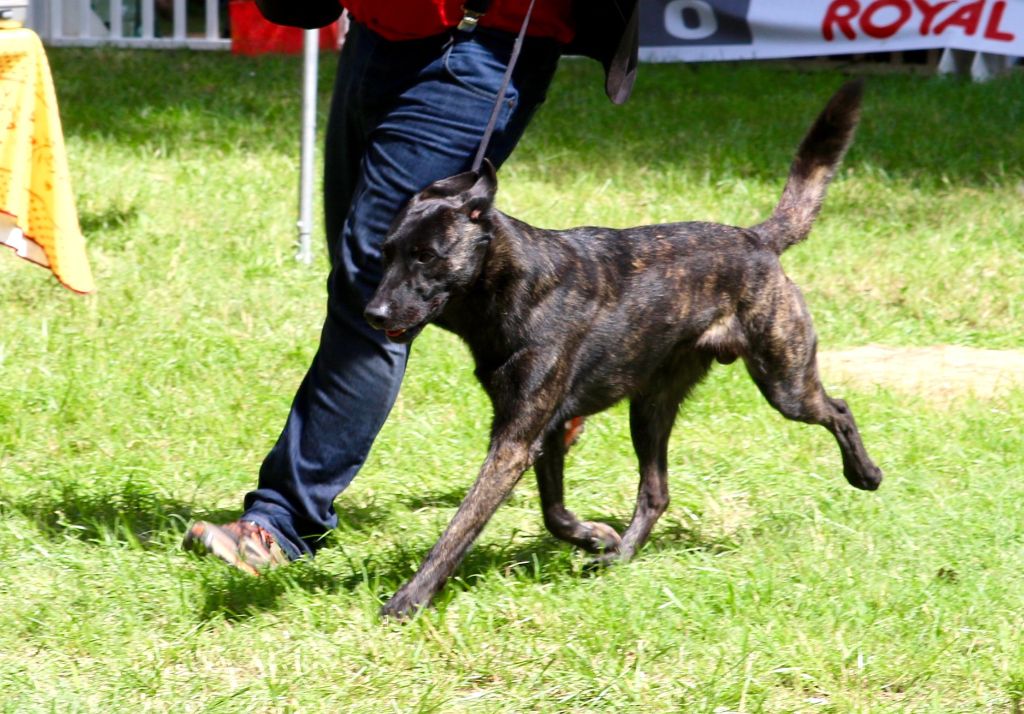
[582,521,621,552]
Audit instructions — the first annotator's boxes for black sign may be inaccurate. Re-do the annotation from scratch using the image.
[640,0,753,46]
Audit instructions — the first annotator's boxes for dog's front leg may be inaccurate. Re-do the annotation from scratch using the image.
[381,437,535,619]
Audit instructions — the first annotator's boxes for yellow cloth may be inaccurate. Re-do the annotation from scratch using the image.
[0,26,94,293]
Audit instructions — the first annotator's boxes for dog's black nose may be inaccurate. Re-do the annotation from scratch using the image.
[364,302,390,330]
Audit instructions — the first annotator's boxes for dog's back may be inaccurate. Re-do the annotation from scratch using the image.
[483,80,866,413]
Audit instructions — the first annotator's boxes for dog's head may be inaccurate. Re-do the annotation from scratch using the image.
[364,160,498,343]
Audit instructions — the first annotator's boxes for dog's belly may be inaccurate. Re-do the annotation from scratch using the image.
[563,337,718,418]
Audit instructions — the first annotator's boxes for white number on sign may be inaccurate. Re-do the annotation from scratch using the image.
[664,0,719,40]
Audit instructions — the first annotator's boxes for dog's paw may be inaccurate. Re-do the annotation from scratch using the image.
[581,521,622,553]
[846,463,883,491]
[380,587,430,621]
[583,549,629,574]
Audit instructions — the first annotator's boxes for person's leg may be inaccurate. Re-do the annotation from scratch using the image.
[233,26,562,560]
[182,25,383,568]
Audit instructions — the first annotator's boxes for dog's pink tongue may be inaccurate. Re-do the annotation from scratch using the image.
[386,328,406,338]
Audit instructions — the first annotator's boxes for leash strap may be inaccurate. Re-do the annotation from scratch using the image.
[470,0,537,173]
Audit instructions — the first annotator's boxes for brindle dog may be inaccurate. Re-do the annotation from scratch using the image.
[365,80,881,618]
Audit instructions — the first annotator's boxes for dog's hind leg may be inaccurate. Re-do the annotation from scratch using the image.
[743,315,882,491]
[590,389,683,565]
[535,427,622,554]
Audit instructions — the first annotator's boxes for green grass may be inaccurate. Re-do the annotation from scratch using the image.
[1,49,1023,711]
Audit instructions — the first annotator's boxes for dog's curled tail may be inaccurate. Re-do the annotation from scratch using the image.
[752,79,863,255]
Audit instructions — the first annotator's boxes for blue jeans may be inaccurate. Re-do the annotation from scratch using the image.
[241,21,562,558]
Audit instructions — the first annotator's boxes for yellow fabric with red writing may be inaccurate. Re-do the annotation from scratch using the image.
[0,25,94,293]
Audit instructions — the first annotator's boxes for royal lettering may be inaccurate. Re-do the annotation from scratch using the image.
[934,0,985,34]
[861,0,913,39]
[911,0,956,34]
[822,0,860,40]
[984,1,1015,40]
[822,0,1017,41]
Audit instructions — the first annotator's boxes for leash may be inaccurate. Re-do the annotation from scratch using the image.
[464,0,537,172]
[459,0,587,451]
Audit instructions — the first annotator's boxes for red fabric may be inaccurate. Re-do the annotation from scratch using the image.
[231,2,340,54]
[341,0,575,44]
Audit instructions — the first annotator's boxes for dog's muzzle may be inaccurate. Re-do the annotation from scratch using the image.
[364,302,390,331]
[364,301,415,341]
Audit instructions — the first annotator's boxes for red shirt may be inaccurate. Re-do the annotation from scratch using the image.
[342,0,575,44]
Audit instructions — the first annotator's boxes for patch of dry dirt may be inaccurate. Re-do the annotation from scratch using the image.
[819,345,1024,402]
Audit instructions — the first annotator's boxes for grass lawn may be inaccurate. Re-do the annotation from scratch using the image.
[1,48,1022,712]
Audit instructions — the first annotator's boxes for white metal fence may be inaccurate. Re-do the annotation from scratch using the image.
[29,0,230,49]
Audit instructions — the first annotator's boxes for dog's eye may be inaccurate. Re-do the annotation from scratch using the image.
[413,248,437,264]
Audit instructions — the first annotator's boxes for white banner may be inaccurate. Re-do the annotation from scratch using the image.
[639,0,1024,62]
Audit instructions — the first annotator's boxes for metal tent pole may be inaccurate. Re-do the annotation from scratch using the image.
[296,27,318,264]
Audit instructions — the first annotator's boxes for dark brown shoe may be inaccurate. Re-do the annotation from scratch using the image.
[182,520,289,575]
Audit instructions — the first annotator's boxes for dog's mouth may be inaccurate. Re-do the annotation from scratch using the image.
[383,296,449,343]
[382,322,425,344]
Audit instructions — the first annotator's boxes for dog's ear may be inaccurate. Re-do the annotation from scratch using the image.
[418,161,498,221]
[421,170,479,199]
[461,159,498,222]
